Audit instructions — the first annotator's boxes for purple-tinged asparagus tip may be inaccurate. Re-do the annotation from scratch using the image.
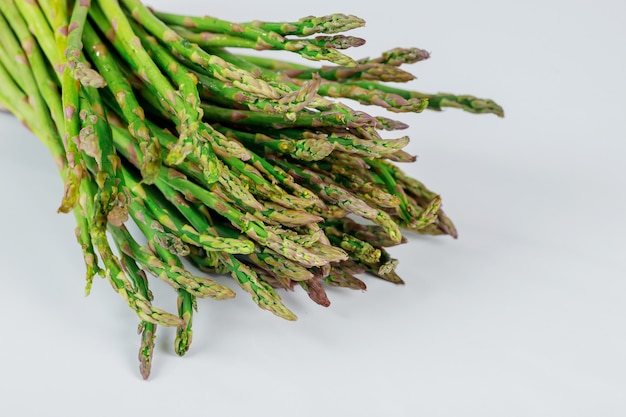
[301,277,331,307]
[376,117,410,131]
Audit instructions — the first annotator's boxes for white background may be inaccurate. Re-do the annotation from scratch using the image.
[1,0,625,415]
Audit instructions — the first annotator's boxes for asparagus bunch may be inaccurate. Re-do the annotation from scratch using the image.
[0,0,503,379]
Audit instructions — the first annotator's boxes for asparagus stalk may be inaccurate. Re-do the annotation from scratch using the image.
[153,10,357,65]
[115,243,157,380]
[1,0,503,379]
[82,21,162,183]
[242,14,366,37]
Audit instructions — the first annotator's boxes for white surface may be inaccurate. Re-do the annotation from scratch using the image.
[1,0,625,416]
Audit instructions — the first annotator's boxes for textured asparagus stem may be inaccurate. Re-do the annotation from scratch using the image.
[0,0,64,128]
[114,242,157,380]
[153,10,357,65]
[350,81,505,116]
[196,70,321,115]
[121,0,284,99]
[214,125,335,162]
[175,25,365,52]
[173,26,259,49]
[127,18,229,172]
[47,0,88,213]
[110,219,235,300]
[13,0,60,71]
[0,56,43,142]
[65,0,105,87]
[233,54,428,112]
[243,14,365,37]
[88,193,184,326]
[201,102,376,130]
[208,47,375,120]
[311,81,427,113]
[235,53,503,116]
[82,22,162,183]
[0,12,56,146]
[244,55,416,83]
[78,86,130,226]
[90,1,221,180]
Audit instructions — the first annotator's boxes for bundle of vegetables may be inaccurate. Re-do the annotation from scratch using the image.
[0,0,503,379]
